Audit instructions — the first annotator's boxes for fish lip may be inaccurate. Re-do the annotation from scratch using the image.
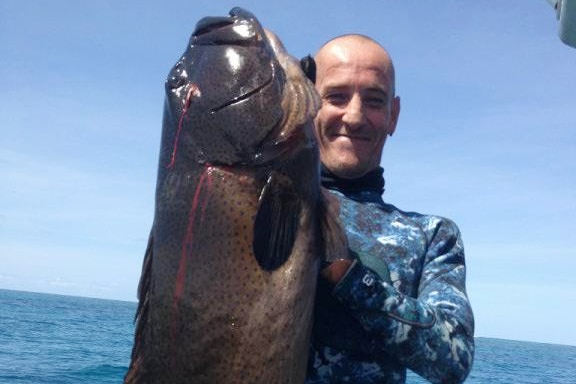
[191,7,278,114]
[192,7,264,46]
[193,18,235,37]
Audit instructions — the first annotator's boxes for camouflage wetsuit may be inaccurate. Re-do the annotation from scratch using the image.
[306,167,475,384]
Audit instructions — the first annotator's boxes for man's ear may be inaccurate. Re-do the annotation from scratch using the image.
[388,96,401,136]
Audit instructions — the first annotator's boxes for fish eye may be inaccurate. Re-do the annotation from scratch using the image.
[168,75,186,89]
[167,62,187,89]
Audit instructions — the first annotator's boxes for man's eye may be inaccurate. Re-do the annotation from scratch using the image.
[325,93,348,105]
[365,97,386,108]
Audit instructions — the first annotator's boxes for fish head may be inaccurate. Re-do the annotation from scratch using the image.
[164,7,312,166]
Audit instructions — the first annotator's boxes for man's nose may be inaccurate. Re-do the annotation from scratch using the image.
[341,94,365,130]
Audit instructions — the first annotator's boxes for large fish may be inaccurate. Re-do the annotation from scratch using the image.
[125,7,347,384]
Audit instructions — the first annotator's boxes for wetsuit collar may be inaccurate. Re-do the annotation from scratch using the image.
[320,165,385,204]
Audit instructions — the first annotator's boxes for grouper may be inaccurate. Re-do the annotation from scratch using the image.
[124,7,347,384]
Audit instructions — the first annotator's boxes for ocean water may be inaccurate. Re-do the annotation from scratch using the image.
[1,289,575,384]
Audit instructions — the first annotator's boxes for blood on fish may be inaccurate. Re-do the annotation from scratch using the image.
[167,84,201,169]
[171,166,213,340]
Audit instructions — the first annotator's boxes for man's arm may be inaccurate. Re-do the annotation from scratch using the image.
[328,217,475,384]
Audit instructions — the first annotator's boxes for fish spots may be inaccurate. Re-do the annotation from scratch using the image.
[227,315,241,333]
[128,8,323,382]
[171,166,213,341]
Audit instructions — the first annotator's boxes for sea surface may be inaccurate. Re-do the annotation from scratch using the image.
[1,289,575,384]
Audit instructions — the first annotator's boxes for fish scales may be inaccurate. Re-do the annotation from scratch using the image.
[125,7,346,384]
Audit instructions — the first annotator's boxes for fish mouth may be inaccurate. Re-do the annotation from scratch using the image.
[210,74,274,113]
[192,7,263,46]
[192,8,276,114]
[169,7,287,166]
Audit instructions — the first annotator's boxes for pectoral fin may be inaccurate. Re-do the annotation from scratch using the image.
[319,188,349,262]
[253,172,301,271]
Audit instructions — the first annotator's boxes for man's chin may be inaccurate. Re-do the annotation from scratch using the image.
[325,162,370,179]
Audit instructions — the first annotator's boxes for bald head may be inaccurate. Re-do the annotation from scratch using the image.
[312,34,401,178]
[315,34,396,95]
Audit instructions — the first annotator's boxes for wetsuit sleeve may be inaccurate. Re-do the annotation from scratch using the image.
[331,218,475,384]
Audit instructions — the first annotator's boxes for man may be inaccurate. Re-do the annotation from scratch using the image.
[305,35,475,383]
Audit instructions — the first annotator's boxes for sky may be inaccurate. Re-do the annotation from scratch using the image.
[1,1,575,347]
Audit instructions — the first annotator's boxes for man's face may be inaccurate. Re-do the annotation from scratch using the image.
[314,39,400,179]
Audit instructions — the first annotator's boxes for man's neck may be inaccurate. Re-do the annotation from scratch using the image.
[320,165,385,203]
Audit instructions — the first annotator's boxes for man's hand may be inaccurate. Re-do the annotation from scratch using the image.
[321,259,354,285]
[321,249,392,286]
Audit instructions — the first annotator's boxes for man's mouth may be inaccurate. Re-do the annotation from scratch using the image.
[331,134,370,142]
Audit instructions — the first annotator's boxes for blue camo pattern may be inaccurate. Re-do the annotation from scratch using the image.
[306,189,475,384]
